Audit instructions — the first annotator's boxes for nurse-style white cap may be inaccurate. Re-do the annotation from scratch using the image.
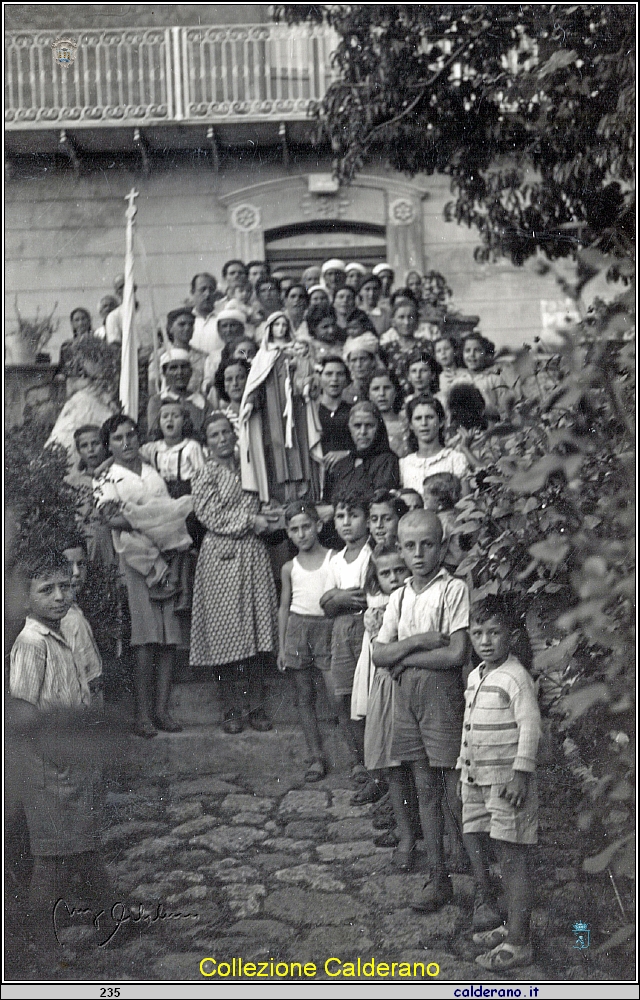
[321,258,346,273]
[372,263,393,276]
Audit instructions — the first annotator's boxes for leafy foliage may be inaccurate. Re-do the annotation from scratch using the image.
[450,255,634,880]
[12,298,59,352]
[62,333,121,391]
[275,4,635,263]
[5,424,81,566]
[5,422,124,676]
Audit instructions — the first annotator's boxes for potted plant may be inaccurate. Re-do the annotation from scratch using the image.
[5,299,58,365]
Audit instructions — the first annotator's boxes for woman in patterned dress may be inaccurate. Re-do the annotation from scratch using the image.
[189,412,278,734]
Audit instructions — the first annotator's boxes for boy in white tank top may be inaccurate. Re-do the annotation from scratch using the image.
[278,501,336,782]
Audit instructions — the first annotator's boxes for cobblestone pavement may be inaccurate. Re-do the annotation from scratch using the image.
[6,722,624,983]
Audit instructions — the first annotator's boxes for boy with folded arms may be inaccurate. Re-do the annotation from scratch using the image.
[373,509,468,910]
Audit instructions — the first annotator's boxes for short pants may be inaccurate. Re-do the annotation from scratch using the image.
[390,666,464,768]
[330,612,365,697]
[284,613,333,671]
[461,777,538,845]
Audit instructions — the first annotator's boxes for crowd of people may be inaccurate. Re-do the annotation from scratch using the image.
[11,256,550,970]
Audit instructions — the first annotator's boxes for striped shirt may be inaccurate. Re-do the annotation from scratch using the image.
[457,655,541,785]
[10,616,91,711]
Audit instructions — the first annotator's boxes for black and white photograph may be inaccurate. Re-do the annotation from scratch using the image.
[4,3,635,992]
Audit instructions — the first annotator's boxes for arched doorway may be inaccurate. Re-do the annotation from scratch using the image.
[221,174,426,276]
[264,221,387,278]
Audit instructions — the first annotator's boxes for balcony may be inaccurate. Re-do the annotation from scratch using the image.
[5,23,337,131]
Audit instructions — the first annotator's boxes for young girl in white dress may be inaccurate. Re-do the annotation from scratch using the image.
[141,399,206,606]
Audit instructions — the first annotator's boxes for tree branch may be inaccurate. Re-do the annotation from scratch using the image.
[358,27,490,150]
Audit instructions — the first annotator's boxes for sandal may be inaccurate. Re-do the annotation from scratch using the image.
[475,940,533,971]
[305,759,327,783]
[472,923,508,949]
[472,891,502,933]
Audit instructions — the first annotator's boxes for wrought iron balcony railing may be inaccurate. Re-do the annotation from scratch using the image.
[5,23,337,128]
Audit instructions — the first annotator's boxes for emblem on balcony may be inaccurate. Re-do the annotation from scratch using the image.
[389,198,417,226]
[230,204,261,232]
[51,37,78,68]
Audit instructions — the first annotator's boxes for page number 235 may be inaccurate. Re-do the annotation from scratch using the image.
[100,990,120,998]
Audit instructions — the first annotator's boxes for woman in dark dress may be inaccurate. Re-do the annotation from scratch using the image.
[324,400,400,505]
[318,355,353,467]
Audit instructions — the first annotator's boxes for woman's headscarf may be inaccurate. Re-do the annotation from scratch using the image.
[215,308,247,339]
[347,400,392,460]
[160,347,191,368]
[343,332,380,360]
[307,284,330,300]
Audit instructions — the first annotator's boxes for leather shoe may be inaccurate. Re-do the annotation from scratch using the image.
[155,713,183,733]
[147,578,178,602]
[411,869,453,913]
[392,844,416,871]
[373,813,395,830]
[133,718,158,738]
[350,780,384,806]
[248,707,273,732]
[472,891,502,932]
[374,829,400,848]
[222,710,243,734]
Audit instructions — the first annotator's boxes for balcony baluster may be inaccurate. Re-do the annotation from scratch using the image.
[5,24,337,129]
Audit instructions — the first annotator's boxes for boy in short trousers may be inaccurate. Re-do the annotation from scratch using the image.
[459,596,541,971]
[278,501,335,781]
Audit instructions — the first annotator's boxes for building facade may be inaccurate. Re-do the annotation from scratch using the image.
[5,4,597,364]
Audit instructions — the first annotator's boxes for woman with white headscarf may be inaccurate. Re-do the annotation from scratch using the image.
[342,332,380,407]
[202,308,249,397]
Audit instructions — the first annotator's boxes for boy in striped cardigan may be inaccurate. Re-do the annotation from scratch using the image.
[458,596,541,972]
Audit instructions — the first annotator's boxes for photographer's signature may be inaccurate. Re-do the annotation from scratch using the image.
[53,898,198,947]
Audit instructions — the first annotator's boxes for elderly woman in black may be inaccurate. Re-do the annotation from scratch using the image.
[324,400,400,505]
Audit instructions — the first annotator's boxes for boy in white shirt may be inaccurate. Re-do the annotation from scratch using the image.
[373,509,469,910]
[278,501,335,782]
[9,550,113,952]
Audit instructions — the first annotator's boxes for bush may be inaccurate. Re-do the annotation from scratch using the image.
[453,255,634,890]
[5,424,82,565]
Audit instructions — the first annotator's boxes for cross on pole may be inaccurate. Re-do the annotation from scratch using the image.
[125,186,139,218]
[120,187,140,419]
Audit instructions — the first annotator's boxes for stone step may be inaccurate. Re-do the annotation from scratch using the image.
[169,672,338,727]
